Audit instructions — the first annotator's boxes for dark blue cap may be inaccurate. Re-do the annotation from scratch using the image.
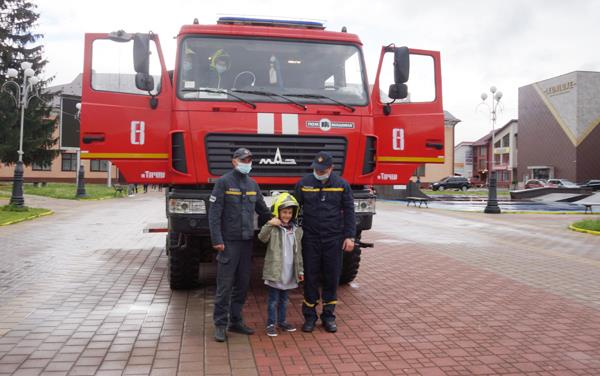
[233,148,252,159]
[311,151,333,170]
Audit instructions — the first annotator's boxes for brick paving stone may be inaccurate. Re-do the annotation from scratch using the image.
[2,196,600,375]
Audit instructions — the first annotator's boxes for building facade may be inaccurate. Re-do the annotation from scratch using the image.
[0,74,118,184]
[518,71,600,183]
[468,119,518,188]
[454,141,474,180]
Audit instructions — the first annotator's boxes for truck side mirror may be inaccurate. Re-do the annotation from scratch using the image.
[394,46,410,84]
[133,34,150,75]
[135,72,154,92]
[388,83,408,100]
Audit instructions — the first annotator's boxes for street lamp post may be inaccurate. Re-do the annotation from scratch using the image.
[480,86,503,214]
[2,62,40,208]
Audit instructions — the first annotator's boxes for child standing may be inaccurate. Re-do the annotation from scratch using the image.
[258,193,304,337]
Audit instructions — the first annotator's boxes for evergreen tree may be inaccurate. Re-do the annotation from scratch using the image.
[0,0,57,167]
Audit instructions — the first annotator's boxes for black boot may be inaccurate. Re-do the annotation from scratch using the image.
[228,322,255,335]
[214,326,227,342]
[302,320,316,333]
[322,319,337,333]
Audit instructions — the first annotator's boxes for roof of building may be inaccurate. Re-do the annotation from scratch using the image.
[470,119,518,146]
[455,141,474,148]
[46,73,83,97]
[444,110,461,124]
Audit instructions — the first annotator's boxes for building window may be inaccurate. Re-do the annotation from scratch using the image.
[502,134,510,147]
[90,160,108,172]
[61,153,77,171]
[32,161,52,171]
[479,147,486,156]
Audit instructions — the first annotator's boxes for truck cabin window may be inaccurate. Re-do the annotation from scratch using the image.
[177,37,368,106]
[91,39,162,95]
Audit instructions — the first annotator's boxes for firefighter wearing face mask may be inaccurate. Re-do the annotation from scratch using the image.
[207,48,231,89]
[208,148,271,342]
[293,151,356,333]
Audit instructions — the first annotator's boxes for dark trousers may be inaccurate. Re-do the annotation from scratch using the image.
[301,236,343,323]
[266,286,289,326]
[213,239,252,328]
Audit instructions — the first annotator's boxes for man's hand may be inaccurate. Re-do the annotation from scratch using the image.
[342,238,355,252]
[213,244,225,252]
[268,217,282,226]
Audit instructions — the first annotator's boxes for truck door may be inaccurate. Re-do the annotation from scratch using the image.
[371,47,444,184]
[80,32,172,184]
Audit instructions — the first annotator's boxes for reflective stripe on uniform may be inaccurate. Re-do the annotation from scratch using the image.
[303,299,319,308]
[322,188,344,192]
[301,187,320,192]
[225,190,242,195]
[323,300,337,305]
[246,191,257,195]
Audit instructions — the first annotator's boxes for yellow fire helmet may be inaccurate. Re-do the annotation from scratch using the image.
[271,192,299,219]
[209,49,231,70]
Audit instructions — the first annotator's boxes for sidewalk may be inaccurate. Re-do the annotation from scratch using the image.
[0,197,598,375]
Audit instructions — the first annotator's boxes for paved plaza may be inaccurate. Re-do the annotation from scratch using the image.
[1,193,599,375]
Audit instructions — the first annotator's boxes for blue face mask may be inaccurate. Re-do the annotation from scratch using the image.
[236,162,252,174]
[313,170,330,181]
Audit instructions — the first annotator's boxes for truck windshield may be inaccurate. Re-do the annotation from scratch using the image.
[177,37,368,106]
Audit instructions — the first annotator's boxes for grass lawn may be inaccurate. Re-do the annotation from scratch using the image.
[0,182,121,200]
[0,205,52,225]
[422,188,510,197]
[572,218,600,232]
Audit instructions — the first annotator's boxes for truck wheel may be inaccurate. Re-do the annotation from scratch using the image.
[167,232,200,290]
[339,245,361,284]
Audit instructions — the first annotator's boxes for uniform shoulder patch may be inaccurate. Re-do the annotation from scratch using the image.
[209,195,217,202]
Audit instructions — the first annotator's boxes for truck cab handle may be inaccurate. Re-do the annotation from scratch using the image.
[82,133,105,144]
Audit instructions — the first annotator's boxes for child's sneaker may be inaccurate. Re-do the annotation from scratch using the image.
[278,322,297,332]
[266,324,278,337]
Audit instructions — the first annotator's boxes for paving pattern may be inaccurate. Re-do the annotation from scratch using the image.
[1,194,599,375]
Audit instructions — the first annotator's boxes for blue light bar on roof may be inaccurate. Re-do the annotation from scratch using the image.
[217,17,325,30]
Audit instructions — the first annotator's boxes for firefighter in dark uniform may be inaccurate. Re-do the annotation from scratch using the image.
[209,147,271,342]
[294,151,356,333]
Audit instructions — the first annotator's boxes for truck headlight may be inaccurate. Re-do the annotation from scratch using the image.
[168,199,206,214]
[354,198,376,213]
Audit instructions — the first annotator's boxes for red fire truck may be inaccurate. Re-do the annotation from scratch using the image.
[80,17,444,289]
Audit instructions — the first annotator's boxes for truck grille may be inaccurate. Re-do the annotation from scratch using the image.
[205,134,347,176]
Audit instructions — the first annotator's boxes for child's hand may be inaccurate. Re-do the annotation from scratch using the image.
[299,274,304,282]
[268,217,282,226]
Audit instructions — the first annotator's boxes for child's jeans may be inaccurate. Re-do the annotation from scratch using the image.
[267,286,288,326]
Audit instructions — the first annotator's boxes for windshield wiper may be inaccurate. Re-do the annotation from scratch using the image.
[232,89,307,110]
[283,93,355,112]
[181,88,256,109]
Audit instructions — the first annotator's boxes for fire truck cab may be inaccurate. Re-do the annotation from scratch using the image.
[80,17,444,289]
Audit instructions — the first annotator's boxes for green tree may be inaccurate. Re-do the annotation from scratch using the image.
[0,0,57,167]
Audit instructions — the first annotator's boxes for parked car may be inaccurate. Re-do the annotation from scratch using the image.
[581,179,600,191]
[431,176,470,191]
[547,179,579,188]
[524,179,547,189]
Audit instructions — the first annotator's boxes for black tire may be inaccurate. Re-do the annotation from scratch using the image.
[339,245,361,284]
[438,185,445,191]
[461,185,468,191]
[167,232,200,290]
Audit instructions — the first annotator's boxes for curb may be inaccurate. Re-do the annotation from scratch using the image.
[0,210,54,226]
[569,224,600,235]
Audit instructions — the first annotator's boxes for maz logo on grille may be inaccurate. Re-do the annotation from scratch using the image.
[259,147,297,165]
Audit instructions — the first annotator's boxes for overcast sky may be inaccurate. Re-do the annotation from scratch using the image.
[35,0,600,144]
